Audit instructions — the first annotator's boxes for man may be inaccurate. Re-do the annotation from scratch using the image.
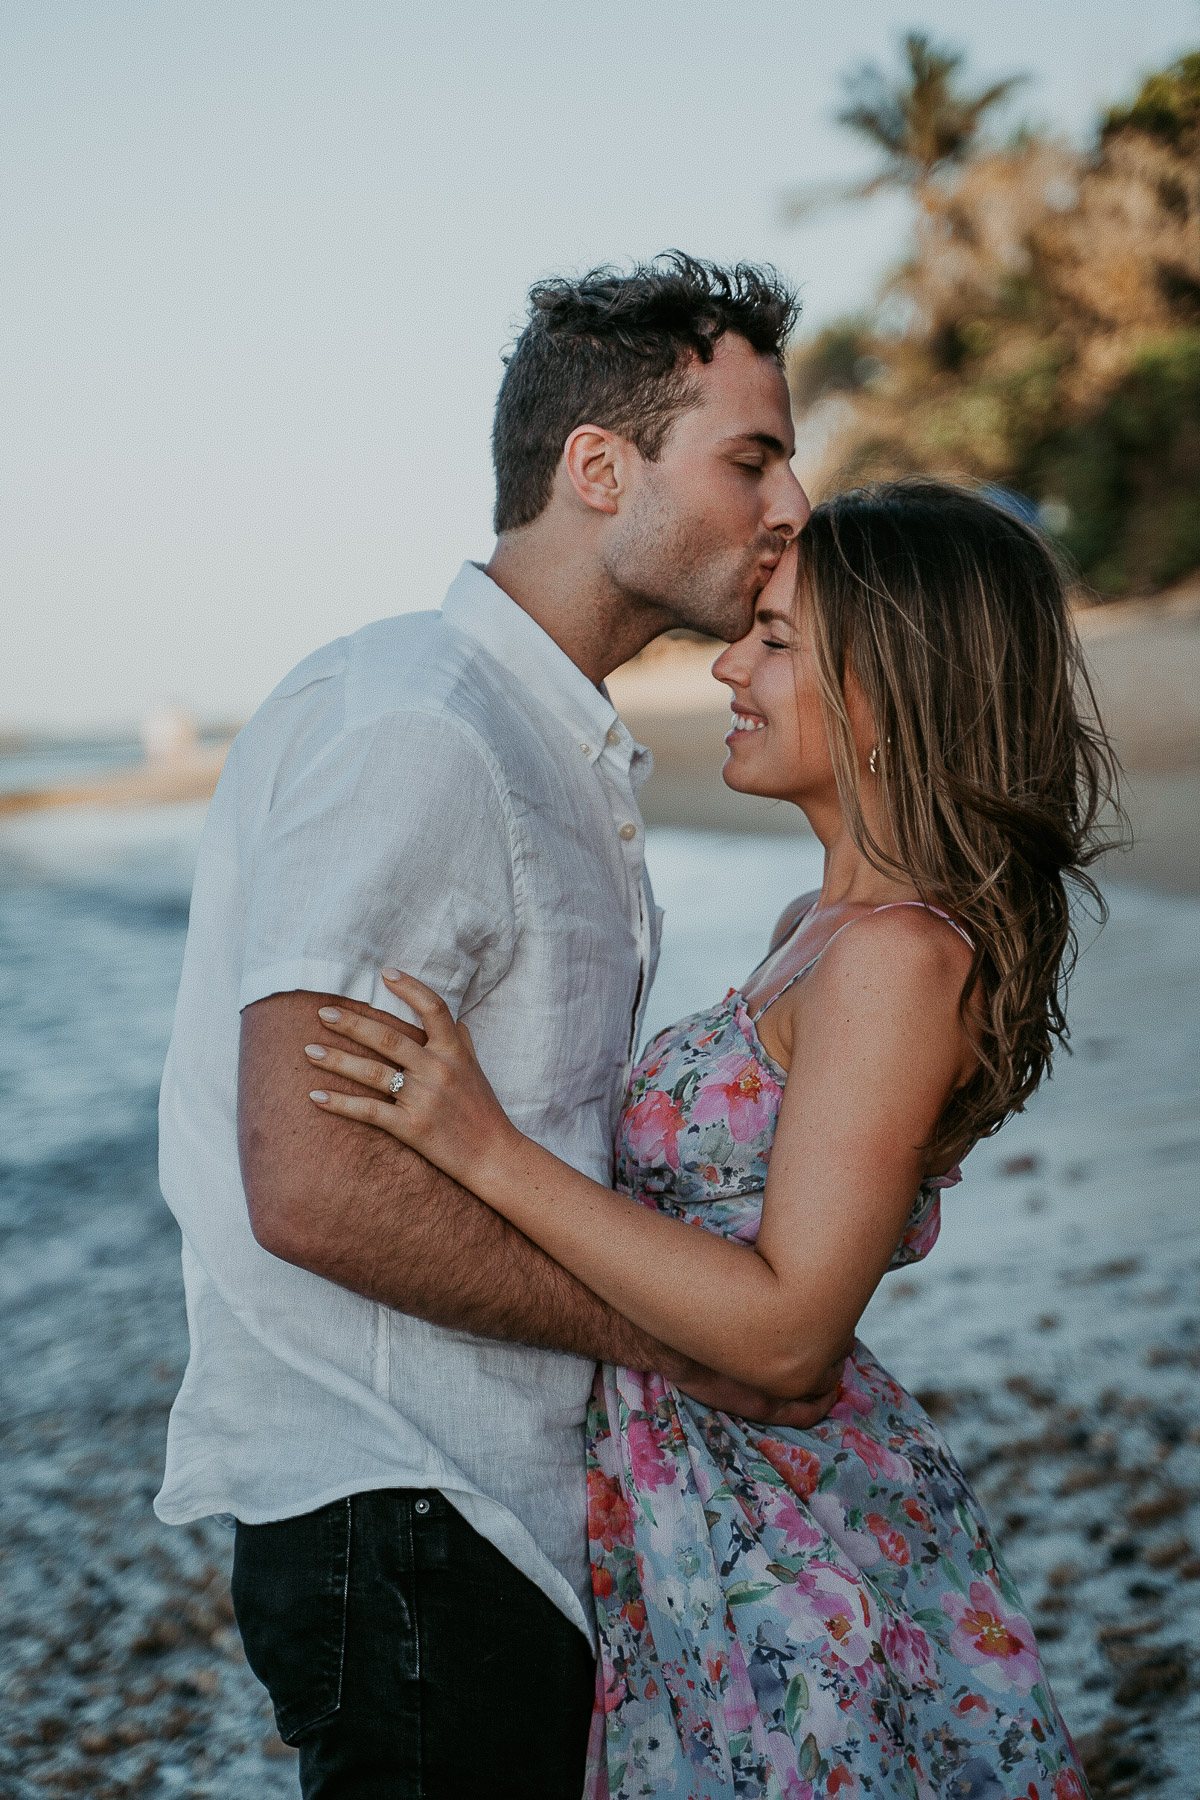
[157,254,828,1798]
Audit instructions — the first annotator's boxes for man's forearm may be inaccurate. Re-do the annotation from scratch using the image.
[239,991,688,1373]
[239,992,847,1425]
[309,1130,689,1371]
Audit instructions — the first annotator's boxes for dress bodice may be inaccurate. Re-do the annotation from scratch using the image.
[616,988,956,1267]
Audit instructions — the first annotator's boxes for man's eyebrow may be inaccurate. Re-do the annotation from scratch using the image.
[723,431,795,457]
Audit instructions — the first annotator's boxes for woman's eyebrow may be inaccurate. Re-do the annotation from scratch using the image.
[755,608,795,627]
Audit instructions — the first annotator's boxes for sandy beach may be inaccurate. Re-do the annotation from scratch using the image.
[0,590,1196,1799]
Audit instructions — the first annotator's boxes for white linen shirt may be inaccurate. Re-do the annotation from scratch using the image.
[155,561,661,1645]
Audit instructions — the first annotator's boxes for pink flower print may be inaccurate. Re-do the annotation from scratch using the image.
[690,1051,780,1142]
[827,1768,855,1796]
[1054,1772,1088,1800]
[902,1497,932,1530]
[587,1466,632,1553]
[839,1424,914,1484]
[626,1416,676,1491]
[829,1362,874,1419]
[898,1198,942,1260]
[622,1090,686,1172]
[941,1581,1041,1692]
[759,1437,822,1500]
[880,1617,936,1687]
[767,1490,824,1551]
[866,1513,911,1565]
[600,1668,629,1713]
[792,1566,875,1668]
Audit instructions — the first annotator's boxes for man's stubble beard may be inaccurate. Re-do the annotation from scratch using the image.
[604,497,775,643]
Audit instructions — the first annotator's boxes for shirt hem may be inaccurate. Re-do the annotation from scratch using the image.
[154,1472,598,1651]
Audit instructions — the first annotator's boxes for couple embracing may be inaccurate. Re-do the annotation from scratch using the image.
[157,256,1102,1798]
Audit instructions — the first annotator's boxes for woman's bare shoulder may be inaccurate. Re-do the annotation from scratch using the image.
[804,902,975,1017]
[768,888,820,953]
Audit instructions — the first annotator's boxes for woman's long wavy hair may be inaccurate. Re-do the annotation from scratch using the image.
[798,479,1124,1157]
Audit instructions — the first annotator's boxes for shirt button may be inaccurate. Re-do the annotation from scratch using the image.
[414,1497,431,1516]
[619,822,637,841]
[606,726,622,746]
[579,742,591,756]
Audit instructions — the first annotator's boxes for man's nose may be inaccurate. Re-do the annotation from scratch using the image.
[766,464,811,541]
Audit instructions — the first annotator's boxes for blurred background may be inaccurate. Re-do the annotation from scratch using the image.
[1,5,1197,1797]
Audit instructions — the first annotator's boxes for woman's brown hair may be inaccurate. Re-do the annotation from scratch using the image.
[798,478,1124,1158]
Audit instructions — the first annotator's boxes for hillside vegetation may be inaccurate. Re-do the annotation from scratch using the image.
[790,50,1200,599]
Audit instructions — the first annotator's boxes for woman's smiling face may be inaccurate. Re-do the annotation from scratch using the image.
[711,544,874,817]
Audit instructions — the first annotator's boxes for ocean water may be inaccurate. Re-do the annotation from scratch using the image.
[0,740,144,799]
[1,801,1197,1796]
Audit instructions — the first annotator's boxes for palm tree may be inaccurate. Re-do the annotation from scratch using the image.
[781,32,1026,220]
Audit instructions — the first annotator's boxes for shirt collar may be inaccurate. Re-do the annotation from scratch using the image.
[442,561,638,770]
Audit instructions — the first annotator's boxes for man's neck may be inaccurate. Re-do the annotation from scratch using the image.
[485,533,673,686]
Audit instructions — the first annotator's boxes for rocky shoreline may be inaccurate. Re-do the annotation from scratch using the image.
[1,813,1196,1799]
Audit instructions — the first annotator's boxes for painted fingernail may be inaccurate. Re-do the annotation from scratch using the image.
[381,968,401,982]
[318,1007,342,1022]
[309,1090,329,1103]
[305,1044,326,1059]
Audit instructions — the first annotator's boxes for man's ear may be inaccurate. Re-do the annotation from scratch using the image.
[561,424,626,516]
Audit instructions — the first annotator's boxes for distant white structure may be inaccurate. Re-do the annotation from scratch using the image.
[140,705,199,765]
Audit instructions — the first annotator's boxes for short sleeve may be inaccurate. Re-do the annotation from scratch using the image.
[238,710,518,1022]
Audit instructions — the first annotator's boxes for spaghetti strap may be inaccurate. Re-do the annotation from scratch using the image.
[750,901,972,1025]
[869,900,974,949]
[752,959,816,1023]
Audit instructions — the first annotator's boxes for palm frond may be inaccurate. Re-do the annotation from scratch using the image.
[777,171,898,223]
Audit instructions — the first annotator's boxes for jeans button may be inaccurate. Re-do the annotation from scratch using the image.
[414,1497,431,1516]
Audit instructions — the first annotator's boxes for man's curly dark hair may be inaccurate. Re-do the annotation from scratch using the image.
[492,252,799,533]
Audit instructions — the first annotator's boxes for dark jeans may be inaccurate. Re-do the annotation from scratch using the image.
[231,1488,596,1799]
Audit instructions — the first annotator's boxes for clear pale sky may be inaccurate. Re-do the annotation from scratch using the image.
[3,1,1197,733]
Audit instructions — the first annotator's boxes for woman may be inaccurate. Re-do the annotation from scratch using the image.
[305,482,1112,1798]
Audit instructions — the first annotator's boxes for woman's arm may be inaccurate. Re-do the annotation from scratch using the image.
[307,911,974,1397]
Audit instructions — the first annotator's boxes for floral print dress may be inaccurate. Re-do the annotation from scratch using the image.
[584,982,1089,1800]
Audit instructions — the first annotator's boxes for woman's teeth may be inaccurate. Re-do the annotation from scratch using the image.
[731,714,766,732]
